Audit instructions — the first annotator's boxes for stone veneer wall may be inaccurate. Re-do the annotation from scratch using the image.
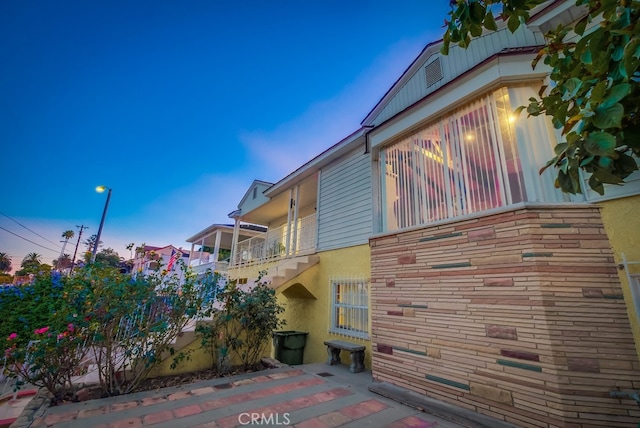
[370,205,640,427]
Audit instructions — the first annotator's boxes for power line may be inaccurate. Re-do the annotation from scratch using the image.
[0,226,60,253]
[0,211,63,249]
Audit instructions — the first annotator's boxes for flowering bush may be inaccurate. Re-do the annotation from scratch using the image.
[0,271,90,402]
[196,271,286,373]
[73,262,220,396]
[0,260,221,400]
[3,323,90,402]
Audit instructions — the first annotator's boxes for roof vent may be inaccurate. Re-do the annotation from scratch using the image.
[425,57,443,87]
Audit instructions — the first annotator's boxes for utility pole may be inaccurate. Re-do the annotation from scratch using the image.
[69,225,87,275]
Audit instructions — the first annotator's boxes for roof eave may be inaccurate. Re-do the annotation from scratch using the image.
[264,127,367,197]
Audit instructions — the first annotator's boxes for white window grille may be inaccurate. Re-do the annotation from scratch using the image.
[330,278,369,339]
[380,86,561,232]
[622,253,640,323]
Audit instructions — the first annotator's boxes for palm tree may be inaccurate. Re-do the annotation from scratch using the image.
[22,252,41,265]
[17,253,42,276]
[0,252,11,273]
[126,242,135,259]
[57,230,75,270]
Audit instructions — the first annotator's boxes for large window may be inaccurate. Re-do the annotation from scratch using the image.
[380,87,553,232]
[330,279,369,339]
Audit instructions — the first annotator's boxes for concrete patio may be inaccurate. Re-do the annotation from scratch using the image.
[7,362,517,428]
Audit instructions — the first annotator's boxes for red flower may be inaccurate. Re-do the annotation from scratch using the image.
[34,327,50,335]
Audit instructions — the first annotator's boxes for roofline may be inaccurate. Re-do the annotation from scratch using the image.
[527,0,566,24]
[361,38,443,126]
[361,4,544,127]
[236,179,274,210]
[185,224,236,243]
[264,127,367,197]
[368,47,544,135]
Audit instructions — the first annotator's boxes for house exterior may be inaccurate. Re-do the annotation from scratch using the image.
[131,245,189,277]
[226,129,375,366]
[186,0,640,426]
[362,1,640,427]
[185,222,266,277]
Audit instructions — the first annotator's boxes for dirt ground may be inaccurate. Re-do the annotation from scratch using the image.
[60,363,268,405]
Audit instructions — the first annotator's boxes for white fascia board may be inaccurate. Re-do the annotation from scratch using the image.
[362,42,442,127]
[264,128,366,197]
[369,55,549,150]
[185,224,233,243]
[527,0,587,33]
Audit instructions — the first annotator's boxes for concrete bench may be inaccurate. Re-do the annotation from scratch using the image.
[323,340,365,373]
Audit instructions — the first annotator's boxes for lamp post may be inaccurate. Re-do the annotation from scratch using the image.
[91,185,112,263]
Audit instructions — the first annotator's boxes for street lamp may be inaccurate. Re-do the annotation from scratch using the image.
[91,185,112,263]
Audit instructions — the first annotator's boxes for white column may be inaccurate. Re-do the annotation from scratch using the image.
[188,243,195,266]
[291,185,300,255]
[230,216,240,266]
[212,230,221,265]
[285,188,293,255]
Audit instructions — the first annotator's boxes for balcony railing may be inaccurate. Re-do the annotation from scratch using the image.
[232,213,317,267]
[189,256,229,275]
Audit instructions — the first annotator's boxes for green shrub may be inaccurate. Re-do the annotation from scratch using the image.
[1,261,222,400]
[197,272,285,373]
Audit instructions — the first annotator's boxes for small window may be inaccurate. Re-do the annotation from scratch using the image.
[252,187,258,199]
[330,279,369,339]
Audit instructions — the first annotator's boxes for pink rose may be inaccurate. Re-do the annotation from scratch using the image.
[34,327,50,335]
[7,333,17,341]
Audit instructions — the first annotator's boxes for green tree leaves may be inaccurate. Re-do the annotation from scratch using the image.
[442,0,640,195]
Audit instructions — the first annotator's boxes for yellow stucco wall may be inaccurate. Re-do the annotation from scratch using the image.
[274,245,372,368]
[599,194,640,360]
[151,334,214,377]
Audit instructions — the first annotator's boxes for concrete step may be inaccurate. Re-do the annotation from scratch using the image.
[266,255,320,288]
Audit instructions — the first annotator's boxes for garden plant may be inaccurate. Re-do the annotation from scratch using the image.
[196,271,286,374]
[1,259,221,402]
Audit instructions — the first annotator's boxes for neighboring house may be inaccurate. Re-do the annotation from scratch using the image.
[131,245,189,277]
[225,131,374,366]
[187,0,640,426]
[185,222,266,277]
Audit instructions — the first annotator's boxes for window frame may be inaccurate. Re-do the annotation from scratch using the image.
[329,278,370,339]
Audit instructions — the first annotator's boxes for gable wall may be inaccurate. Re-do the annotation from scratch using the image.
[238,183,271,214]
[372,25,545,126]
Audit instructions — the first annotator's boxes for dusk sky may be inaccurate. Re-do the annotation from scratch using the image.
[1,0,451,271]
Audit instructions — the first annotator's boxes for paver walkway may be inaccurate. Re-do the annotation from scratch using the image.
[31,363,465,427]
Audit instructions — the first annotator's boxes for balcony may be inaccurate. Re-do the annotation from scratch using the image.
[232,213,317,267]
[189,255,229,275]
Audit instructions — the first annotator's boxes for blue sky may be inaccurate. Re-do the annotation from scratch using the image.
[1,0,451,270]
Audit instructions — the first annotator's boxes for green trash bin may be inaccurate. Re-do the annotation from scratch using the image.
[273,331,309,365]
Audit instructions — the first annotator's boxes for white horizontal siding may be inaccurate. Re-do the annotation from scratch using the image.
[317,147,372,251]
[373,24,545,125]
